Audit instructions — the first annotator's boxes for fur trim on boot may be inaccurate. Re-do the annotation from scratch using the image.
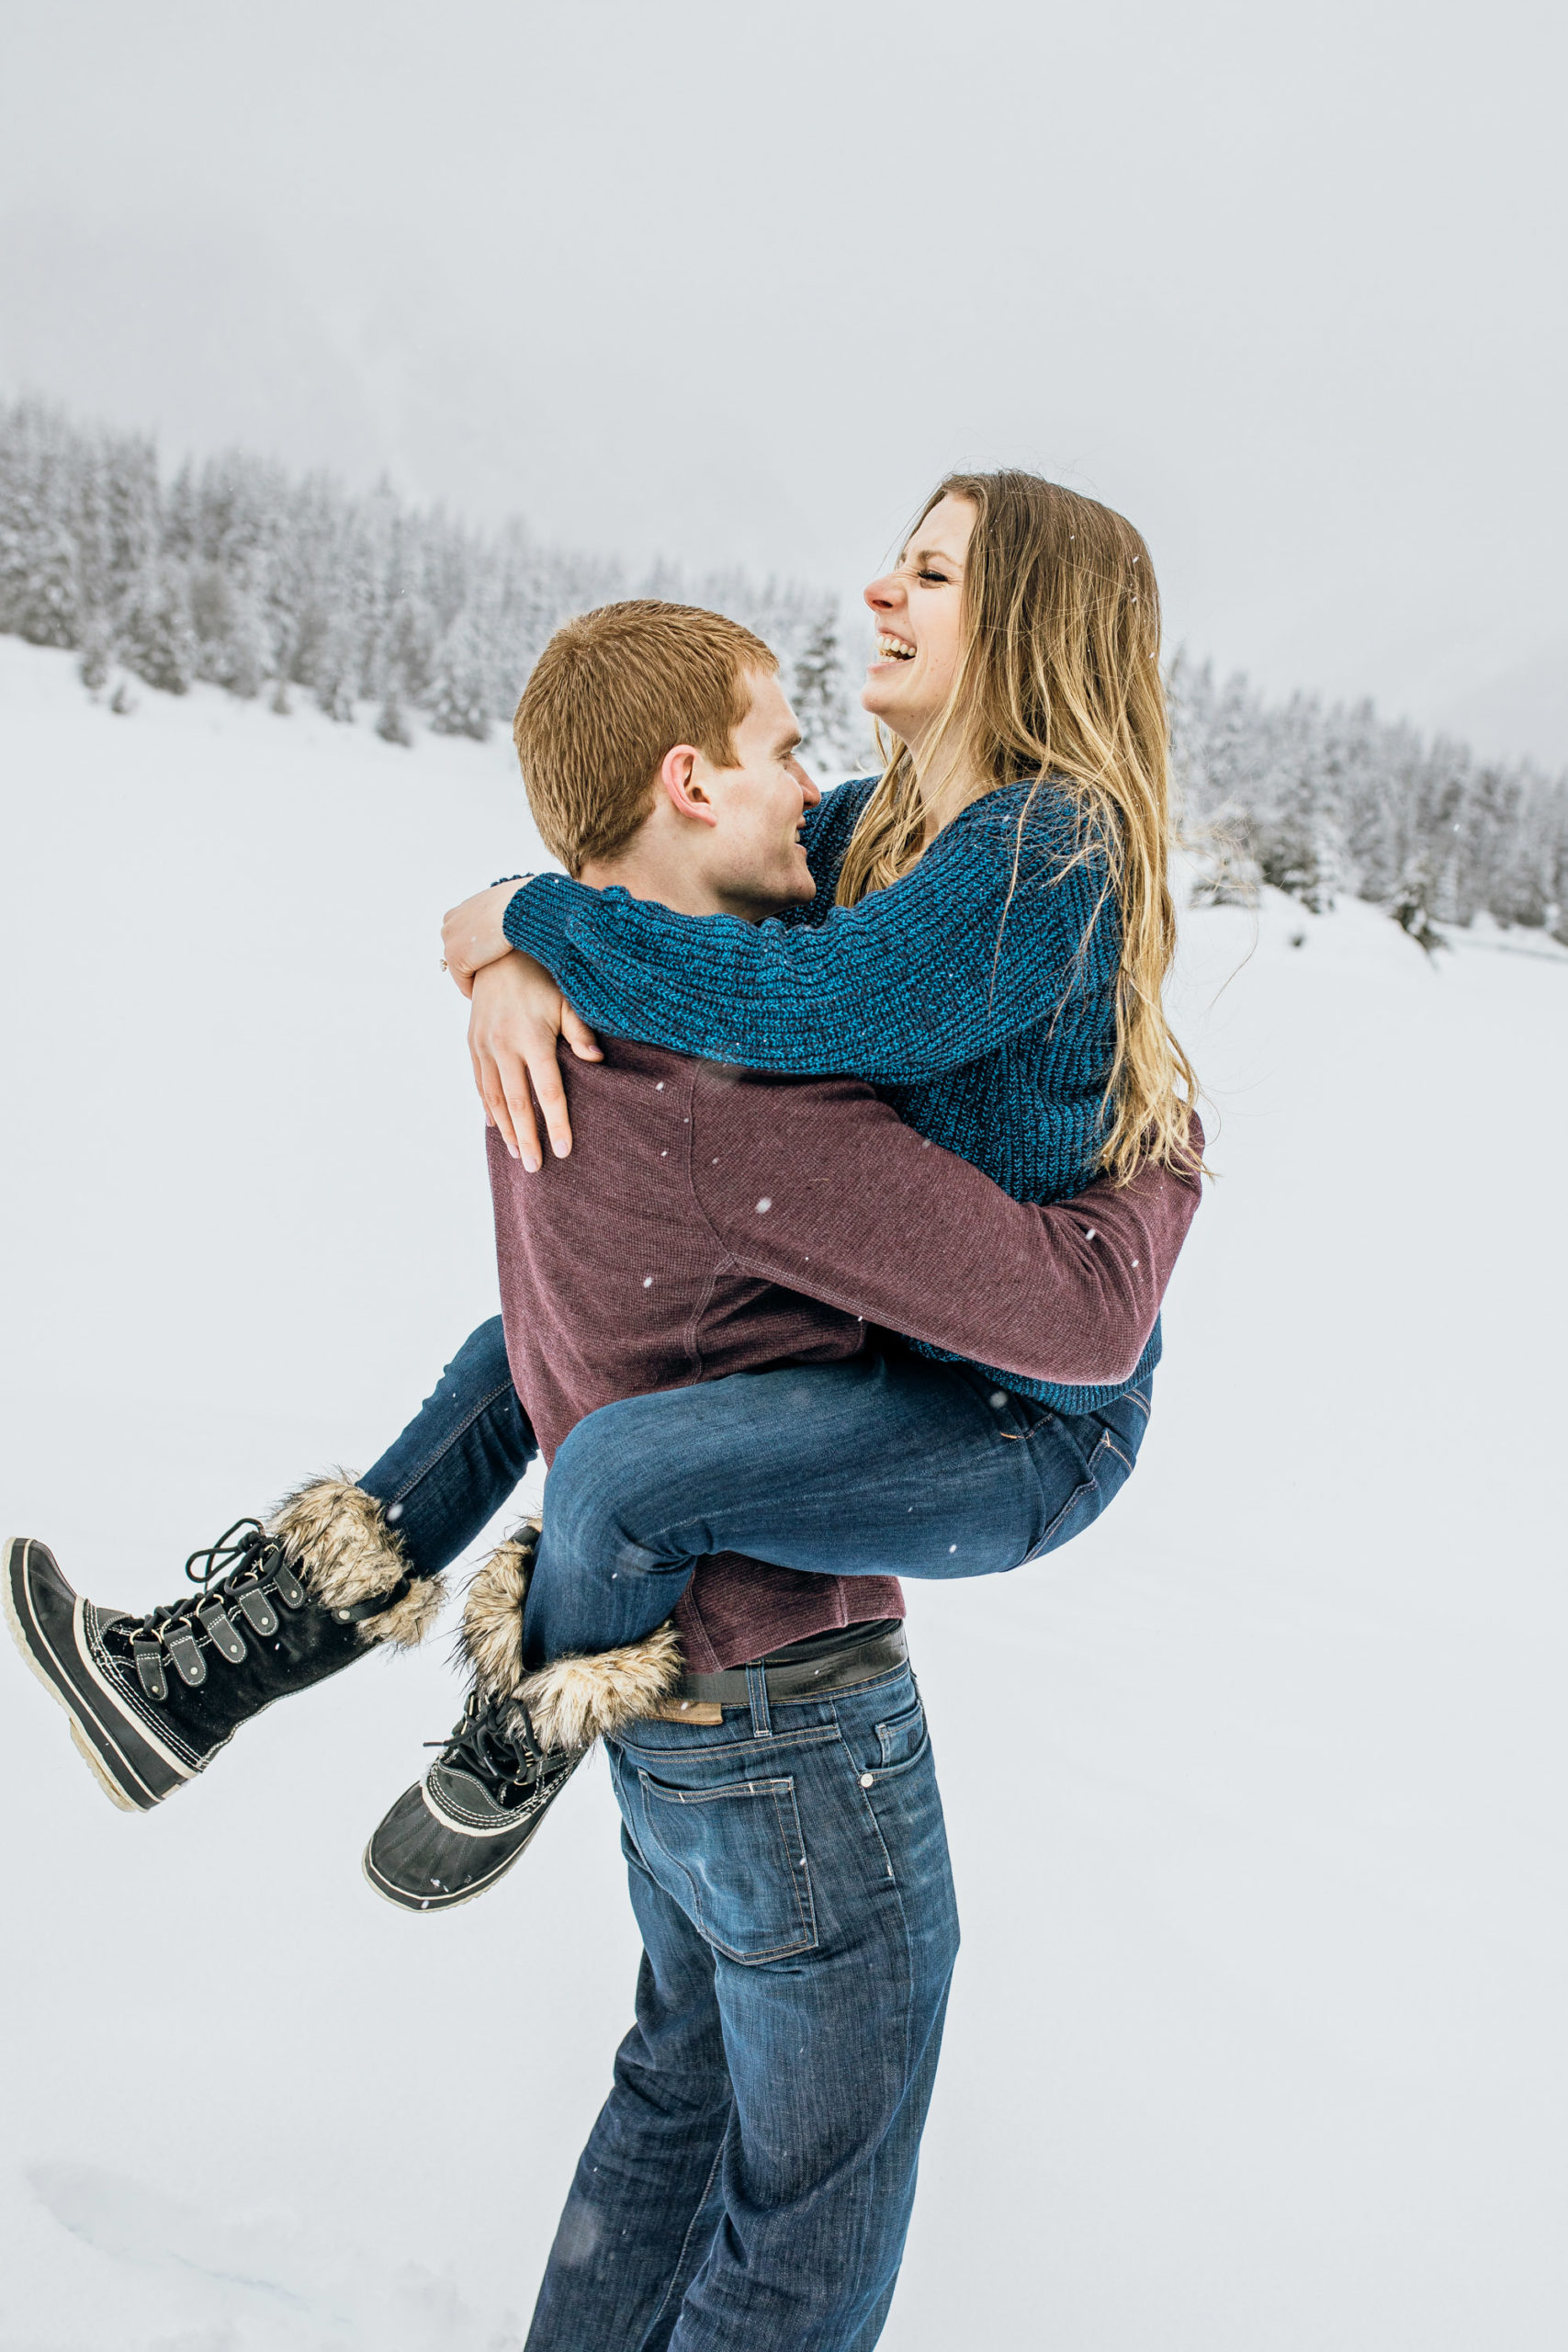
[459,1523,683,1748]
[512,1625,685,1751]
[459,1530,535,1700]
[268,1476,443,1649]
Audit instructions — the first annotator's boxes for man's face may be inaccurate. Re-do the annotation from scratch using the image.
[694,669,821,922]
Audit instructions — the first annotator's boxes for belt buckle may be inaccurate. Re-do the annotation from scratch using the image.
[644,1697,725,1726]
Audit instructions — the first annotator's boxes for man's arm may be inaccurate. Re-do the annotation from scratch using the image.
[692,1071,1203,1390]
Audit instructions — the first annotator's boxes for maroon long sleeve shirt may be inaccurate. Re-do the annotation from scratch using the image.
[489,1039,1202,1668]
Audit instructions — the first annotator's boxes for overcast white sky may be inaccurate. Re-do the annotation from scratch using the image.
[3,0,1563,763]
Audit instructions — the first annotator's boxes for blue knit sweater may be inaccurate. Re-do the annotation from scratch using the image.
[503,774,1158,1411]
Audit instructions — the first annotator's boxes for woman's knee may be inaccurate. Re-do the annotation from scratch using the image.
[547,1395,687,1571]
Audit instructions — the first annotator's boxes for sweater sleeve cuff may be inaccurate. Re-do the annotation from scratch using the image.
[502,874,580,971]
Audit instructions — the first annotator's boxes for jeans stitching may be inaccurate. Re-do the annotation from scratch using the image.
[769,1781,817,1948]
[838,1737,922,2158]
[386,1381,520,1506]
[644,2127,729,2343]
[637,1771,818,1962]
[1036,1476,1096,1548]
[862,1728,933,1786]
[620,1724,839,1763]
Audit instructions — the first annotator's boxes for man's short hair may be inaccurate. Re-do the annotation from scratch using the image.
[513,600,779,875]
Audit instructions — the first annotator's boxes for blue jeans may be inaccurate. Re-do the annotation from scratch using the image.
[525,1660,960,2352]
[523,1348,1152,1665]
[355,1320,1152,1665]
[356,1317,538,1577]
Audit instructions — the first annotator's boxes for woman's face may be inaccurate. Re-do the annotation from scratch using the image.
[861,492,976,746]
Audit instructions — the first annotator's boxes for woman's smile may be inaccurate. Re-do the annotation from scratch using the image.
[869,630,917,669]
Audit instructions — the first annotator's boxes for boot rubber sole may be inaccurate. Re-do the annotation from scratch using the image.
[69,1719,140,1813]
[4,1536,185,1812]
[361,1830,540,1914]
[361,1760,581,1915]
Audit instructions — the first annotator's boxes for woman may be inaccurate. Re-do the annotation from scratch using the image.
[431,471,1198,1679]
[7,471,1199,1864]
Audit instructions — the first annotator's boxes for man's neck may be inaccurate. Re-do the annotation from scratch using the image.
[578,842,768,923]
[578,848,717,916]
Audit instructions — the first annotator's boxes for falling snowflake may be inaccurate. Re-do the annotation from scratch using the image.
[755,1198,773,1214]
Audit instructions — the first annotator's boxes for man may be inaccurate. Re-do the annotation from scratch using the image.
[369,601,1201,2348]
[8,600,1200,2350]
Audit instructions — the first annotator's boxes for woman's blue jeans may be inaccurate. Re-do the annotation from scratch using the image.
[357,1319,1152,1668]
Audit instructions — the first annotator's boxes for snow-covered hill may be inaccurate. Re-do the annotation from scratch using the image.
[3,639,1566,2351]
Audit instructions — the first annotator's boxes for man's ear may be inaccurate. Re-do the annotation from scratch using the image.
[657,744,719,828]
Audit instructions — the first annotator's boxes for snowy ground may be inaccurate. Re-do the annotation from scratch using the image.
[2,635,1566,2351]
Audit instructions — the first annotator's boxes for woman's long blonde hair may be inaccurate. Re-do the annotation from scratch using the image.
[837,469,1198,1182]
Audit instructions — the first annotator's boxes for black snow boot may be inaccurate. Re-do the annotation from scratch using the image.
[5,1480,443,1814]
[363,1685,588,1913]
[363,1522,682,1913]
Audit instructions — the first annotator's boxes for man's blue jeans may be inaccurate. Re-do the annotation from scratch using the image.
[355,1323,1134,2346]
[525,1659,961,2352]
[356,1319,1152,1665]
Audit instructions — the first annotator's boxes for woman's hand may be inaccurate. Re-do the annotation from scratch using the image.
[468,951,603,1169]
[441,882,523,998]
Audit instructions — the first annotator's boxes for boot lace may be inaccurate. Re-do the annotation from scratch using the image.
[427,1689,548,1798]
[122,1519,299,1699]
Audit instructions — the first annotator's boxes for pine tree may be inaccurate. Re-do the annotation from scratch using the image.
[314,613,358,721]
[791,606,854,766]
[120,564,197,695]
[376,686,412,746]
[383,584,435,705]
[4,390,1564,955]
[1390,856,1448,956]
[0,402,73,645]
[17,511,80,648]
[99,431,161,623]
[429,610,490,740]
[220,584,270,699]
[77,621,112,693]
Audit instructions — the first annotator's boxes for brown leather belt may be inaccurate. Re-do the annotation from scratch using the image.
[645,1621,910,1725]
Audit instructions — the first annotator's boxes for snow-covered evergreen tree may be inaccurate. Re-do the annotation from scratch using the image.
[376,686,412,746]
[3,394,1562,951]
[1168,643,1568,944]
[428,609,491,740]
[77,622,112,694]
[790,606,855,767]
[119,565,197,695]
[313,612,358,722]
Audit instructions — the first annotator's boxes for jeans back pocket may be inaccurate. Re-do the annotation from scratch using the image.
[637,1770,818,1963]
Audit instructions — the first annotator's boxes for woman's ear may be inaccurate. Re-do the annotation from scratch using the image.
[657,744,719,828]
